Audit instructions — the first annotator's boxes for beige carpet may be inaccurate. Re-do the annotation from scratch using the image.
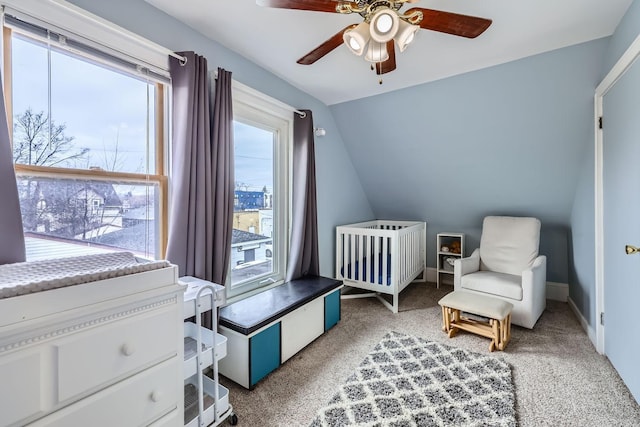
[219,282,640,426]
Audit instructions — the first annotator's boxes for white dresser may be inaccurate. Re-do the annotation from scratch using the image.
[0,260,184,427]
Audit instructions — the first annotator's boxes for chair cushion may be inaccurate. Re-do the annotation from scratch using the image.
[460,271,523,301]
[438,291,513,320]
[480,216,540,276]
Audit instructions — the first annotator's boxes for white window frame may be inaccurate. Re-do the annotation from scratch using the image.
[1,0,173,77]
[227,81,293,299]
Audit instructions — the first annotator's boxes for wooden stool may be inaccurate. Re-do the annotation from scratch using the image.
[438,291,513,352]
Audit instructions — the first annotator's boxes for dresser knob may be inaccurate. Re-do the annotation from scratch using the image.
[150,391,161,402]
[121,343,135,356]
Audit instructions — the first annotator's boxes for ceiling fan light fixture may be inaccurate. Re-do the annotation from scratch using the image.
[364,40,389,63]
[343,21,371,56]
[395,19,420,52]
[369,8,399,43]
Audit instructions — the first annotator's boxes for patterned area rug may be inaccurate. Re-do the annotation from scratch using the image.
[310,331,516,427]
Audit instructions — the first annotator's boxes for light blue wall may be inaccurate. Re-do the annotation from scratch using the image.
[569,147,596,323]
[67,0,374,277]
[603,1,640,72]
[330,39,609,283]
[570,1,640,328]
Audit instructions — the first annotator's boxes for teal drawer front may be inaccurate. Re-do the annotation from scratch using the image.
[324,290,341,331]
[250,323,281,386]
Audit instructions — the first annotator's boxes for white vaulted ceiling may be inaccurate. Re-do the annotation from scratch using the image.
[145,0,632,105]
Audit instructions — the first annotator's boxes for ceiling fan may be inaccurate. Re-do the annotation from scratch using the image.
[256,0,492,77]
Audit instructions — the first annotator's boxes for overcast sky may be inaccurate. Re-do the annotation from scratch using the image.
[13,35,153,174]
[234,121,273,193]
[13,34,273,193]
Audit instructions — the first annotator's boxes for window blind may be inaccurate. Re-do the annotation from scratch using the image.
[4,13,170,84]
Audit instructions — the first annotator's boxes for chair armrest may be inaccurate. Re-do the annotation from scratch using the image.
[521,255,547,315]
[453,248,480,290]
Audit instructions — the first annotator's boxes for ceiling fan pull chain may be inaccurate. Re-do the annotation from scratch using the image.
[374,62,383,85]
[369,62,382,84]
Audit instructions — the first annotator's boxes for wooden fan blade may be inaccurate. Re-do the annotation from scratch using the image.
[376,41,396,75]
[257,0,356,13]
[297,24,356,65]
[406,8,492,38]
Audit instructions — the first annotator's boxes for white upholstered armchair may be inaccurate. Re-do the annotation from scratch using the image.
[453,216,547,329]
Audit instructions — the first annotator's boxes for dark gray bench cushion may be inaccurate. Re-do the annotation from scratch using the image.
[219,276,342,335]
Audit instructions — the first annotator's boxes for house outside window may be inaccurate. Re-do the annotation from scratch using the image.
[3,13,169,261]
[228,83,292,297]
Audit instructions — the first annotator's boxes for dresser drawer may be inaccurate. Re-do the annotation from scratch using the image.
[29,357,179,427]
[147,409,180,427]
[55,305,178,402]
[0,348,44,426]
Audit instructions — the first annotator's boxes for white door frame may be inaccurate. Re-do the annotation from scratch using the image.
[594,32,640,355]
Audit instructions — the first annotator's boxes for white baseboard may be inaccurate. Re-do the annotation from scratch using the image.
[568,297,597,349]
[425,267,437,283]
[546,281,568,302]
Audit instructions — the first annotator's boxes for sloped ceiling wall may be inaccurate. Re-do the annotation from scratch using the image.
[330,39,608,283]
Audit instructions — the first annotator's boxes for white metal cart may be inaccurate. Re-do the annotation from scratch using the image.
[181,276,237,426]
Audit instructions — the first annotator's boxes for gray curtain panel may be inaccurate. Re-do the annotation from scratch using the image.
[0,70,26,265]
[165,52,215,280]
[209,68,234,286]
[286,110,319,281]
[165,55,234,292]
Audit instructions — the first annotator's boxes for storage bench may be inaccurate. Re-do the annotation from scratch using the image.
[218,276,343,389]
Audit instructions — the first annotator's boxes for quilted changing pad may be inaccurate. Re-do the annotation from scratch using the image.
[0,251,171,299]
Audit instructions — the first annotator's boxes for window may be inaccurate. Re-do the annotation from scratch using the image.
[228,84,292,297]
[3,13,168,261]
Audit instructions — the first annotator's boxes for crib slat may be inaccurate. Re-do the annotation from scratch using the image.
[382,237,388,287]
[374,234,380,286]
[391,234,398,287]
[360,234,367,283]
[368,234,372,283]
[404,233,409,281]
[412,233,416,275]
[338,231,343,279]
[345,233,356,280]
[414,231,419,274]
[408,234,412,280]
[406,233,411,280]
[401,233,405,282]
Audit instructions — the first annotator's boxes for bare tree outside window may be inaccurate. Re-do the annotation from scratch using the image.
[13,109,90,233]
[235,181,251,192]
[13,109,126,243]
[12,108,89,168]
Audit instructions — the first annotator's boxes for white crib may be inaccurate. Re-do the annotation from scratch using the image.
[336,220,426,313]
